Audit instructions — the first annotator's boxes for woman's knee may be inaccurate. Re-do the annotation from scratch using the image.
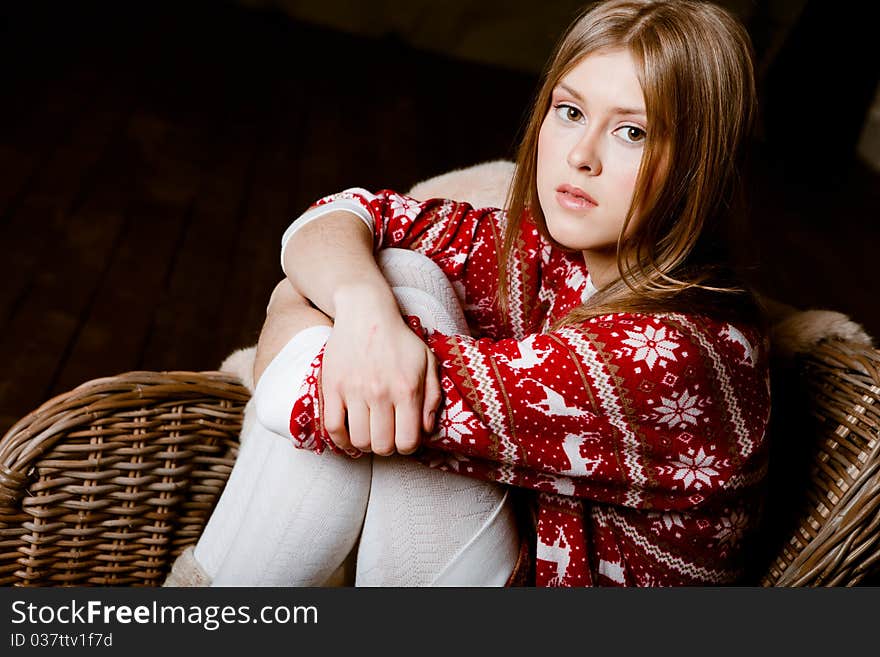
[266,278,305,315]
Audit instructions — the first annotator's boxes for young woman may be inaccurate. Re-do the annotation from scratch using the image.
[175,0,771,587]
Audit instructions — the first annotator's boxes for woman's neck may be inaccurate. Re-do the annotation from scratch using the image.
[581,250,618,289]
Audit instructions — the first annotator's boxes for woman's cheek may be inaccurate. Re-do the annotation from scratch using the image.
[615,157,644,238]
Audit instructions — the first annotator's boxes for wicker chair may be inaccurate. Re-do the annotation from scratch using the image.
[1,330,878,587]
[0,372,248,586]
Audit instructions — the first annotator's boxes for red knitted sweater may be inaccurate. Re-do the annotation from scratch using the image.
[287,188,771,586]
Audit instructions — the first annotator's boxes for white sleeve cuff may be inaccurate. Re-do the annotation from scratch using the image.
[253,325,332,439]
[280,190,376,275]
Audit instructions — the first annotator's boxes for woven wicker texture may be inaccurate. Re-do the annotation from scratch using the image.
[1,336,878,587]
[759,338,880,586]
[0,372,247,586]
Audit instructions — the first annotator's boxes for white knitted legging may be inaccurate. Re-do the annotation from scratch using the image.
[192,249,519,586]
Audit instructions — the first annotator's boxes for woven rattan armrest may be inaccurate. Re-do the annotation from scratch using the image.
[0,371,248,586]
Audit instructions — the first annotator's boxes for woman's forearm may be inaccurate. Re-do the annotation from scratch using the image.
[253,281,333,387]
[283,211,399,322]
[280,209,442,455]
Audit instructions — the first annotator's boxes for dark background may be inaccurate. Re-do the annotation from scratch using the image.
[0,0,877,436]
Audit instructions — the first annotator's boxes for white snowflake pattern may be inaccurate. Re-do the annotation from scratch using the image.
[648,510,686,532]
[621,325,679,370]
[435,399,478,445]
[670,447,719,490]
[389,194,422,223]
[425,451,470,472]
[654,389,703,428]
[443,250,468,267]
[713,509,749,548]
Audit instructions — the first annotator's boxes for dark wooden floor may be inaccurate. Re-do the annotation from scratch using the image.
[1,0,878,436]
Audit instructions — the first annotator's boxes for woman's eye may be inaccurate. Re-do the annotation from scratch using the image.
[615,126,647,144]
[554,104,583,123]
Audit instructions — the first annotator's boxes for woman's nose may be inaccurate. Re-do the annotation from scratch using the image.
[567,130,602,175]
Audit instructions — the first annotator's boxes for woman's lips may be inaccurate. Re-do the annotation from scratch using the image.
[556,186,597,211]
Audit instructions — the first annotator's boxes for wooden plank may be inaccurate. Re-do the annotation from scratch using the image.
[0,2,120,222]
[45,18,239,395]
[0,83,141,434]
[0,127,136,422]
[0,67,104,224]
[137,108,264,373]
[0,81,136,330]
[0,207,128,434]
[406,51,532,181]
[48,199,190,395]
[209,84,309,358]
[47,67,228,393]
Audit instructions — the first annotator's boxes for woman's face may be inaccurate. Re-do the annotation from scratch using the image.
[537,48,647,265]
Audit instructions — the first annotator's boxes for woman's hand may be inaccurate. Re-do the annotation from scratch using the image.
[321,285,442,456]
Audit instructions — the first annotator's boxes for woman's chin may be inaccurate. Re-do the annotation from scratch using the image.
[546,226,593,252]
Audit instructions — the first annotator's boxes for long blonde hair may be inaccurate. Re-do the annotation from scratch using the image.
[499,0,765,330]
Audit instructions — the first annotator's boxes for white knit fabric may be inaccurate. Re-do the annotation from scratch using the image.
[355,249,518,586]
[191,248,518,586]
[356,455,518,586]
[253,324,332,441]
[198,412,372,586]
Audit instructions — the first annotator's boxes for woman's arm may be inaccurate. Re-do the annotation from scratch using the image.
[285,188,544,341]
[281,210,442,457]
[274,185,545,458]
[253,280,332,386]
[419,315,770,510]
[291,312,771,511]
[282,210,395,321]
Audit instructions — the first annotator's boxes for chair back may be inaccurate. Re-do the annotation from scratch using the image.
[0,372,247,586]
[753,338,880,586]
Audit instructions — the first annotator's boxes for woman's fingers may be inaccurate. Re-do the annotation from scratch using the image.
[422,351,442,434]
[369,403,395,456]
[323,391,352,452]
[394,397,423,455]
[347,401,372,453]
[322,316,442,456]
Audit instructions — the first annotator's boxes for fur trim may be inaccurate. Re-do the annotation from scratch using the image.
[770,308,874,360]
[407,159,515,208]
[162,546,211,587]
[220,346,257,393]
[161,544,353,587]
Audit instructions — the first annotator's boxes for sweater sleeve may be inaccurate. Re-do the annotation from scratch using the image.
[290,311,771,512]
[281,188,543,340]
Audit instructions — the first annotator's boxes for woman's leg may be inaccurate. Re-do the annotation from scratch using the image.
[354,249,520,586]
[356,455,520,586]
[183,282,372,586]
[208,417,370,586]
[174,253,520,587]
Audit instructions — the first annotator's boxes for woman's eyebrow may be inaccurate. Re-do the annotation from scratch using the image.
[556,83,646,117]
[611,106,647,117]
[556,83,585,102]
